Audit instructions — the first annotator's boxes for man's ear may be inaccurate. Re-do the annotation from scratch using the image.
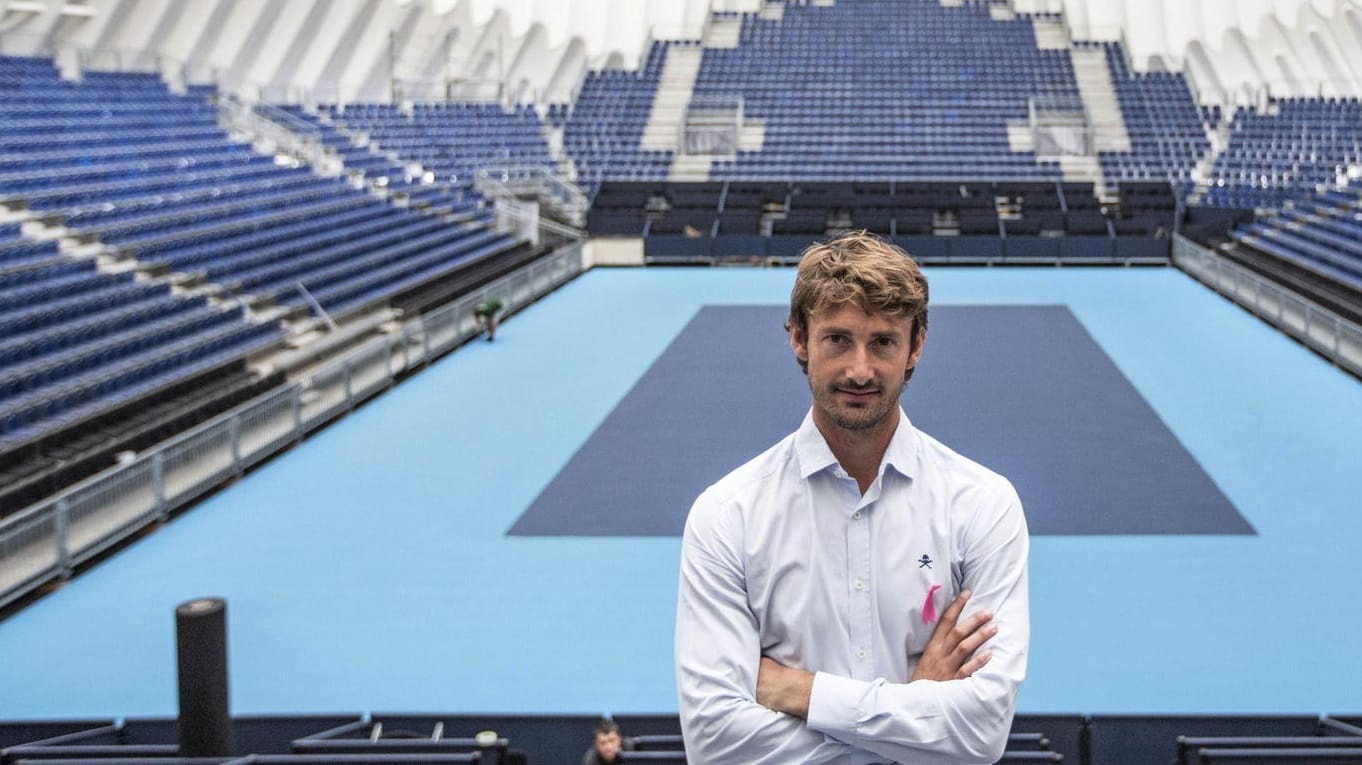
[789,322,808,365]
[907,323,927,371]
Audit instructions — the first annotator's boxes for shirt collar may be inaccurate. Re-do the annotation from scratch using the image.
[794,407,919,481]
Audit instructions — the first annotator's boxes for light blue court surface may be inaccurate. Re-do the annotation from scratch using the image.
[1,267,1360,719]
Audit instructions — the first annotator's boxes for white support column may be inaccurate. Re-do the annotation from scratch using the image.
[336,0,399,103]
[290,0,370,94]
[206,0,269,94]
[243,0,320,93]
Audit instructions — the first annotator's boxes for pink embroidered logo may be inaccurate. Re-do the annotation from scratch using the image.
[922,584,942,624]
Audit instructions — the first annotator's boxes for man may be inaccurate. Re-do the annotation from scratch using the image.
[581,719,628,765]
[474,297,503,342]
[675,232,1029,764]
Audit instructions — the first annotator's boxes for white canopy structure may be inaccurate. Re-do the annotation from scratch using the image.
[0,0,1358,105]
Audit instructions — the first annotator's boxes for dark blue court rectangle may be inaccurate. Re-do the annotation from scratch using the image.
[510,305,1251,537]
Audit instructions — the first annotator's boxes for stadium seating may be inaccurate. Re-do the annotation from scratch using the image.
[0,55,527,508]
[325,101,556,192]
[1091,41,1209,194]
[0,258,279,442]
[0,58,286,465]
[0,234,58,272]
[1227,179,1362,308]
[590,179,1132,264]
[694,0,1073,182]
[263,104,468,215]
[562,40,674,193]
[1202,98,1362,210]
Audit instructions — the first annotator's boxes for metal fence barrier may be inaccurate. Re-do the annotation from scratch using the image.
[0,244,586,611]
[1173,235,1362,377]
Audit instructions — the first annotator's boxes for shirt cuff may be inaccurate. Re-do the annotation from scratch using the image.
[806,671,869,744]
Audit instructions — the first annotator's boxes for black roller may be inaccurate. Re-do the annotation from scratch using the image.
[175,597,234,757]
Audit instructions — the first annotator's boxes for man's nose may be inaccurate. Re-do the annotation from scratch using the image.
[847,346,875,385]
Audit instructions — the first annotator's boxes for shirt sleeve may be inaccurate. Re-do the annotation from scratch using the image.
[805,483,1031,764]
[675,489,856,764]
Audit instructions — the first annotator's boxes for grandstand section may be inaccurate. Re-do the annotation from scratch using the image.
[0,53,545,521]
[586,178,1175,265]
[1092,41,1210,194]
[324,102,557,191]
[694,0,1072,182]
[562,40,674,193]
[1202,98,1362,210]
[0,57,289,514]
[1222,179,1362,322]
[259,104,466,215]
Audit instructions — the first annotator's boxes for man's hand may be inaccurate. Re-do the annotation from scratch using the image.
[910,589,998,682]
[756,656,814,720]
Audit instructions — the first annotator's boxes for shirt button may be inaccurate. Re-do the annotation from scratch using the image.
[833,468,848,479]
[857,649,867,660]
[854,578,864,590]
[852,511,862,520]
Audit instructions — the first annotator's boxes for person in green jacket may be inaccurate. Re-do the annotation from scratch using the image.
[474,297,504,342]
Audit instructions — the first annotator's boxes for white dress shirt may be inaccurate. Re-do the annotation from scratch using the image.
[676,408,1030,764]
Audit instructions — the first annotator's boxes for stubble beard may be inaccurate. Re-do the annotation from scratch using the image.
[814,382,902,433]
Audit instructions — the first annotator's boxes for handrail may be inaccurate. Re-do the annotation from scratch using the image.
[474,164,588,232]
[1028,95,1093,156]
[216,94,330,170]
[393,76,504,104]
[241,82,346,108]
[255,102,322,138]
[474,164,587,211]
[1172,235,1362,379]
[681,94,745,157]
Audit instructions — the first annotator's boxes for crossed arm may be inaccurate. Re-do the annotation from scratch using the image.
[675,495,1029,764]
[755,590,999,718]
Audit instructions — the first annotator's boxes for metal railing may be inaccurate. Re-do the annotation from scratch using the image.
[683,95,745,156]
[217,95,333,172]
[474,165,589,228]
[393,77,506,105]
[255,103,322,139]
[248,82,346,108]
[1009,0,1066,13]
[1173,235,1362,378]
[0,244,587,611]
[1028,94,1092,157]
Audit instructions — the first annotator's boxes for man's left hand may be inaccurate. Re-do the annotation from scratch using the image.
[756,656,814,719]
